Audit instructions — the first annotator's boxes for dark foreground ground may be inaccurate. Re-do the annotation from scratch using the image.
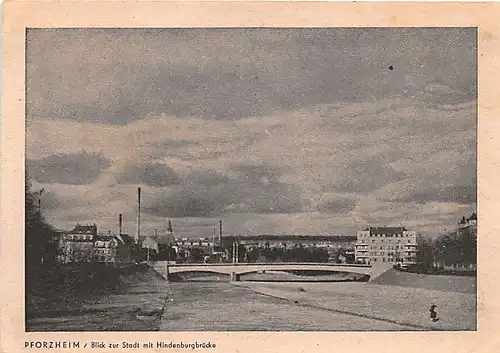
[26,263,169,331]
[25,266,476,331]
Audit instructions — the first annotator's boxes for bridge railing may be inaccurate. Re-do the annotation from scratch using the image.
[152,261,371,268]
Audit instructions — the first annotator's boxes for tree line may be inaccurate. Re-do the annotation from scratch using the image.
[416,226,477,273]
[25,174,59,269]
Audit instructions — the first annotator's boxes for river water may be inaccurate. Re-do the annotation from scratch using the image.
[160,281,412,331]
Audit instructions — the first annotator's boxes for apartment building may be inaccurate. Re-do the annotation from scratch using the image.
[355,226,417,265]
[57,223,97,263]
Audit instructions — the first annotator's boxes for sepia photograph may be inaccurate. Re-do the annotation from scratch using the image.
[23,27,477,333]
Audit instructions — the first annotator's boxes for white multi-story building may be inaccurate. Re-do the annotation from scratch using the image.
[355,226,417,265]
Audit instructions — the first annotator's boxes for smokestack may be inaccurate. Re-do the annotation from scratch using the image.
[219,220,223,247]
[136,187,141,244]
[119,214,123,235]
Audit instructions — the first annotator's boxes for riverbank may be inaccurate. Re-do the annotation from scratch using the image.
[234,278,476,330]
[26,263,170,331]
[371,268,476,294]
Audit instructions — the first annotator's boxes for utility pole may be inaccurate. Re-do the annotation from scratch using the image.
[119,214,122,235]
[212,228,216,254]
[219,220,223,247]
[136,187,141,244]
[233,242,239,263]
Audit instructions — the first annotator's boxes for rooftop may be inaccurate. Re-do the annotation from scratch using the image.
[365,226,409,235]
[69,223,97,235]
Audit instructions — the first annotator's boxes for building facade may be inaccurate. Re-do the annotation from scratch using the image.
[93,236,120,263]
[355,226,417,265]
[233,235,356,249]
[458,212,477,235]
[57,224,134,264]
[57,223,97,263]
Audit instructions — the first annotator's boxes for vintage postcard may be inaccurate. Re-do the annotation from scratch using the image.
[1,1,500,353]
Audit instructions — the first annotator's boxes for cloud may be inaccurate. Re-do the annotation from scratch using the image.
[116,162,179,187]
[27,150,111,185]
[317,196,358,214]
[184,169,229,186]
[143,164,308,218]
[25,27,477,238]
[27,28,476,124]
[31,94,476,237]
[326,157,407,194]
[383,184,476,205]
[411,185,477,205]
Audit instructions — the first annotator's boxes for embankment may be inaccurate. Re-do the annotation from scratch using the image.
[369,268,476,294]
[26,263,171,331]
[235,278,476,330]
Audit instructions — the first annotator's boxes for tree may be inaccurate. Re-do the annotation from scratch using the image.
[246,247,260,263]
[433,227,477,269]
[415,234,435,272]
[188,247,204,263]
[25,173,58,270]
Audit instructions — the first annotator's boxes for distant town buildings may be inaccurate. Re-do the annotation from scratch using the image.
[458,212,477,234]
[57,223,97,263]
[57,223,135,264]
[54,222,369,265]
[355,226,418,265]
[93,235,119,263]
[234,234,356,249]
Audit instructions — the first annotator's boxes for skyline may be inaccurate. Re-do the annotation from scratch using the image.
[26,28,477,238]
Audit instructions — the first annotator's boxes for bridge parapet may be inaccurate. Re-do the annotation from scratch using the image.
[149,262,372,281]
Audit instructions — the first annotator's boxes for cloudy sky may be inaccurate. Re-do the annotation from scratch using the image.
[26,28,477,238]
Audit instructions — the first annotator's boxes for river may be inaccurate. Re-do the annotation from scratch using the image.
[160,281,413,331]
